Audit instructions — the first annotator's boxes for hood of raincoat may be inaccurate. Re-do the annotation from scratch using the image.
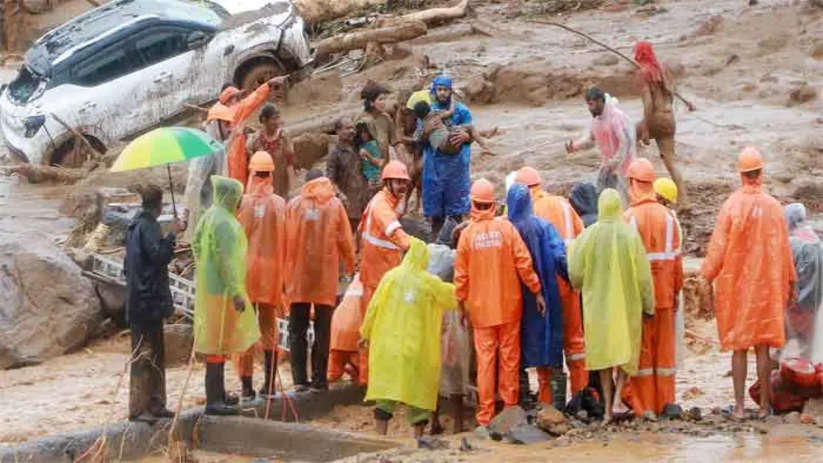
[246,172,274,196]
[740,169,764,190]
[402,236,429,272]
[470,199,496,222]
[598,188,623,222]
[628,179,656,206]
[570,182,598,226]
[785,203,806,232]
[507,183,534,223]
[211,175,243,212]
[301,177,335,204]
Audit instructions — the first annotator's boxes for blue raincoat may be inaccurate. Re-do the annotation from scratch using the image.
[507,184,567,368]
[422,75,472,218]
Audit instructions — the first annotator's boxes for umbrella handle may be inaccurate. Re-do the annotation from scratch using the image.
[167,164,178,219]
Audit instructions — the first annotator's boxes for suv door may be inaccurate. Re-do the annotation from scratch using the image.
[132,24,216,125]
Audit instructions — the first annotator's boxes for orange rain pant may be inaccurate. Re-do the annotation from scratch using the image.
[234,304,278,378]
[327,350,360,383]
[632,307,676,415]
[474,320,521,426]
[559,278,587,395]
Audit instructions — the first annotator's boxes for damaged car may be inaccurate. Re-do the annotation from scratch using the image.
[1,0,312,166]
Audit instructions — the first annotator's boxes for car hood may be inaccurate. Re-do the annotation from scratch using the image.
[210,0,292,15]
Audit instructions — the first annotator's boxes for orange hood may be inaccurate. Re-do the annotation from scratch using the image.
[629,179,656,206]
[301,177,335,204]
[470,201,496,222]
[740,170,764,192]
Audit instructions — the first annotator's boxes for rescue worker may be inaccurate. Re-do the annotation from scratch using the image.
[286,169,356,392]
[125,185,185,423]
[623,159,683,418]
[192,176,261,415]
[783,203,823,362]
[634,41,695,207]
[566,88,636,202]
[328,275,365,383]
[234,152,286,400]
[654,177,687,369]
[515,167,588,396]
[569,182,599,228]
[422,75,474,238]
[701,147,796,420]
[247,104,296,198]
[506,183,567,405]
[568,189,654,422]
[326,116,370,232]
[358,161,412,384]
[360,237,457,438]
[454,178,545,430]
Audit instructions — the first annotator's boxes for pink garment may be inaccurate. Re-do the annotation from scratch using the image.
[591,102,635,176]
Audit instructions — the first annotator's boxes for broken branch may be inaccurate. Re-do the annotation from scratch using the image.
[314,20,427,59]
[1,164,87,184]
[49,113,105,158]
[528,19,697,110]
[381,0,470,27]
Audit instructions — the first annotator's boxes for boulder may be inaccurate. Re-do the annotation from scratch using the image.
[506,424,551,445]
[0,231,103,369]
[488,405,528,436]
[535,403,570,436]
[164,324,194,367]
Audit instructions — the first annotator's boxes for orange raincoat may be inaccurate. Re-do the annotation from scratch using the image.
[701,173,795,351]
[531,187,588,395]
[227,83,272,187]
[285,177,356,307]
[454,201,541,426]
[624,179,683,415]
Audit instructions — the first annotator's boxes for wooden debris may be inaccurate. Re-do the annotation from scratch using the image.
[314,20,427,58]
[379,0,470,27]
[1,163,87,184]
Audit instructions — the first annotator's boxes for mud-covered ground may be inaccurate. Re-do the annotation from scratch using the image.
[1,0,822,456]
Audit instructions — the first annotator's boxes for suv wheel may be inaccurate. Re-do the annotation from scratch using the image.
[50,135,105,168]
[239,59,283,91]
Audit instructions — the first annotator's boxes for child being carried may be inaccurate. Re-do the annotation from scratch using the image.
[413,99,491,155]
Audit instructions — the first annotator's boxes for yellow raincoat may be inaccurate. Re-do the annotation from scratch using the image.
[192,176,261,355]
[360,237,457,411]
[568,189,653,374]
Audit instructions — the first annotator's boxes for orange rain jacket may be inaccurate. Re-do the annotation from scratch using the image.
[358,188,410,291]
[701,174,796,351]
[227,83,272,187]
[624,182,683,309]
[236,174,286,307]
[454,203,542,328]
[532,189,584,246]
[285,177,356,307]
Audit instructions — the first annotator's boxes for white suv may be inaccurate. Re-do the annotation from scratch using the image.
[1,0,312,166]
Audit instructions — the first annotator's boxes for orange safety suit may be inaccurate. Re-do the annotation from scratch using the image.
[623,180,683,415]
[233,171,286,378]
[357,187,410,384]
[454,203,541,426]
[531,187,588,396]
[227,83,272,187]
[285,177,356,307]
[701,173,795,352]
[328,276,364,382]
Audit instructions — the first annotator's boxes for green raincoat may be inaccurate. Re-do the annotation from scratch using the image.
[361,237,457,411]
[192,175,260,355]
[568,189,653,374]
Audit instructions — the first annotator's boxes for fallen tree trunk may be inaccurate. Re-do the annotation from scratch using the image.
[1,164,87,184]
[314,20,427,58]
[293,0,387,26]
[378,0,469,27]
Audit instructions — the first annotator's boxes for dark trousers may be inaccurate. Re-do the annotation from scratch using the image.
[129,322,166,419]
[289,303,333,388]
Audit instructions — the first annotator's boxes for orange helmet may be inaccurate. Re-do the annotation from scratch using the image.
[626,158,655,182]
[206,103,235,123]
[515,167,542,187]
[737,146,764,173]
[219,86,241,104]
[381,160,410,181]
[470,178,495,203]
[249,151,274,173]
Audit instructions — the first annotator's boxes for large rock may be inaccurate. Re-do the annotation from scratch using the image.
[488,405,528,436]
[164,324,194,367]
[535,403,570,436]
[0,232,103,368]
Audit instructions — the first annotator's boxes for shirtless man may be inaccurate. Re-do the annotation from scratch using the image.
[633,41,695,207]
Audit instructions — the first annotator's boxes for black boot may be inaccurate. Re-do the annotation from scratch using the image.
[205,363,238,416]
[241,376,255,401]
[216,362,239,406]
[260,350,276,398]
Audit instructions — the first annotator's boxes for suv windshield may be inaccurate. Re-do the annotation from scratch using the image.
[8,66,45,104]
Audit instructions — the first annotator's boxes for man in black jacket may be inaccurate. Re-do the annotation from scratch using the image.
[125,185,185,423]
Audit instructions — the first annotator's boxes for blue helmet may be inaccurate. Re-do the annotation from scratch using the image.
[430,75,453,95]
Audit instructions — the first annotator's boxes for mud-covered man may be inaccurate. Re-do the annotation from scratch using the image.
[633,41,695,208]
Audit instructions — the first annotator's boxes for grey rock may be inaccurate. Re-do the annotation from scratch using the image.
[506,424,551,445]
[488,406,528,436]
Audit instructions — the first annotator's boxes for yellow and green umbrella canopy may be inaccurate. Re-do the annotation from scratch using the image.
[110,127,222,172]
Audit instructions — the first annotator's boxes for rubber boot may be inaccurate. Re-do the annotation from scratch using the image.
[205,363,238,416]
[519,367,532,409]
[241,376,255,401]
[260,350,276,398]
[216,362,239,406]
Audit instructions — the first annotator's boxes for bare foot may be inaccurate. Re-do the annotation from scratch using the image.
[732,406,746,421]
[757,407,772,420]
